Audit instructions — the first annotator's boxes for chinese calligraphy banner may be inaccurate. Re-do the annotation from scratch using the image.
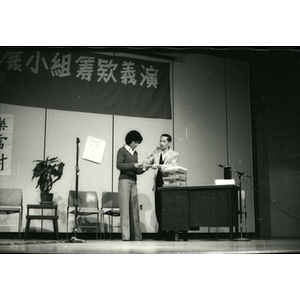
[0,114,13,176]
[0,48,171,119]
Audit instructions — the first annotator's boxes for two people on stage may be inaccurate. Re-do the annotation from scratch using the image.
[116,131,179,241]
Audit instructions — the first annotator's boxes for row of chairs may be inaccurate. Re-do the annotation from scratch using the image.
[0,188,120,239]
[66,190,120,239]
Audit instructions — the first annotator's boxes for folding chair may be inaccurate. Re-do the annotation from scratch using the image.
[66,190,100,239]
[0,188,23,239]
[101,192,120,239]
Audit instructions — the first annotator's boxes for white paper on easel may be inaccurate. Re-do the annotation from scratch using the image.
[82,136,106,164]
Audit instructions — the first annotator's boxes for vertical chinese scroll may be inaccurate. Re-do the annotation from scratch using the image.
[0,114,13,176]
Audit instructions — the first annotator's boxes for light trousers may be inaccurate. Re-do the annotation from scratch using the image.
[118,179,142,241]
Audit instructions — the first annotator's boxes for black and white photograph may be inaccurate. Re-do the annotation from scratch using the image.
[1,2,299,300]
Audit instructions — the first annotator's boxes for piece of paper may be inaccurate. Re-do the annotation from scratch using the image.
[82,136,106,164]
[214,179,236,185]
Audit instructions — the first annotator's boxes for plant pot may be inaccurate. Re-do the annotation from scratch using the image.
[40,193,54,204]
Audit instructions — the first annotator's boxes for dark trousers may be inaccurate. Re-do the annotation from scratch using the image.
[155,189,162,231]
[155,168,163,232]
[155,185,175,240]
[155,167,175,240]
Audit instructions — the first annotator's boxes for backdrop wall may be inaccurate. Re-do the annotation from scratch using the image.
[0,52,254,235]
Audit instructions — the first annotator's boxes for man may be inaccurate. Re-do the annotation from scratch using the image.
[145,134,179,240]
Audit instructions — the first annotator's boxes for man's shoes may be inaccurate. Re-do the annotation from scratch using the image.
[164,236,175,241]
[153,230,165,240]
[153,235,163,240]
[164,233,175,241]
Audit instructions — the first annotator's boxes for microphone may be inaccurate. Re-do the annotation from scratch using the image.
[219,164,224,168]
[76,137,80,143]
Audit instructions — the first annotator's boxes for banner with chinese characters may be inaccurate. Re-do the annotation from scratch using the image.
[0,114,13,176]
[0,48,171,119]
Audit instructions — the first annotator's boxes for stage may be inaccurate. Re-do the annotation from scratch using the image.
[1,238,300,254]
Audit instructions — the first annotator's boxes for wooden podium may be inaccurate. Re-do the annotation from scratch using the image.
[158,185,239,240]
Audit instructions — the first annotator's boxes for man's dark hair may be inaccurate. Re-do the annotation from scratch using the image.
[161,134,172,143]
[125,130,143,145]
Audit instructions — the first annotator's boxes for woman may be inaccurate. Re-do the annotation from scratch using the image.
[116,130,146,241]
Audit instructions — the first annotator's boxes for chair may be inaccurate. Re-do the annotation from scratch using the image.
[0,188,23,239]
[101,192,120,239]
[66,190,100,239]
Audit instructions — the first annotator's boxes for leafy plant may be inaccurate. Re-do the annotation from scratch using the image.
[32,156,65,194]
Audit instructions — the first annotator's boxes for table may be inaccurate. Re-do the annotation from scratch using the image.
[158,185,239,240]
[24,204,59,240]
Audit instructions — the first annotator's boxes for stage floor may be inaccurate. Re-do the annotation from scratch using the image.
[1,238,300,254]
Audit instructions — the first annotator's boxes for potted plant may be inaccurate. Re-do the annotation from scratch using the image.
[32,156,65,204]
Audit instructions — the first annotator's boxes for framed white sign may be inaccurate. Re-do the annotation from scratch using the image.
[82,136,106,164]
